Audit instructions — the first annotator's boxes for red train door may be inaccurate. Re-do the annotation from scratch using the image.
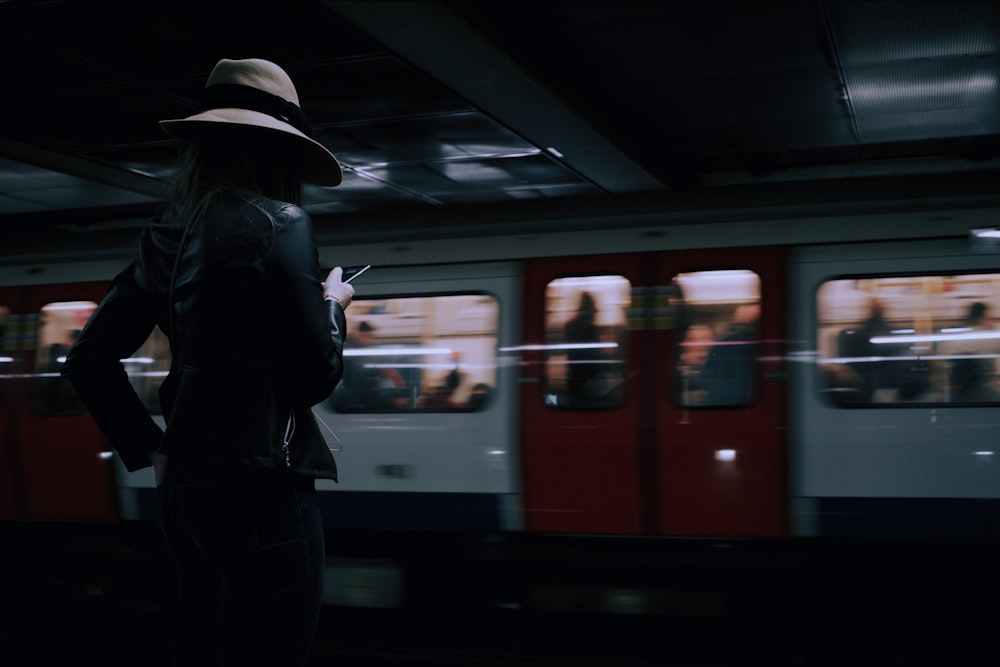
[519,254,650,534]
[14,281,120,520]
[0,286,25,518]
[654,246,788,536]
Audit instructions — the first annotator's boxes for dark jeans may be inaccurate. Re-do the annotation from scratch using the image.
[158,464,325,666]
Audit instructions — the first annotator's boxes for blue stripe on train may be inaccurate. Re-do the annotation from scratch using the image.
[318,491,503,531]
[816,497,1000,541]
[131,488,504,532]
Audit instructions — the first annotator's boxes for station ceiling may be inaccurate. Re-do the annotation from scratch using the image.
[2,1,1000,256]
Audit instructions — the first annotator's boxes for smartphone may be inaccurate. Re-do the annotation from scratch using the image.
[342,264,371,283]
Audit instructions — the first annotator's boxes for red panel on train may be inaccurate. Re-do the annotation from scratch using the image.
[655,246,788,537]
[12,282,120,520]
[520,247,788,537]
[520,254,645,534]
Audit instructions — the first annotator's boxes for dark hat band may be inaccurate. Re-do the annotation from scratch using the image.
[201,83,312,137]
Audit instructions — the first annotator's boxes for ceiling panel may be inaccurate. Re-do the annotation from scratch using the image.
[564,1,833,81]
[845,55,1000,122]
[663,67,846,130]
[857,108,1000,144]
[330,112,537,165]
[828,0,1000,63]
[292,57,476,125]
[79,143,184,181]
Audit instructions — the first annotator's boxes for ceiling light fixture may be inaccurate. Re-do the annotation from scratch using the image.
[970,228,1000,253]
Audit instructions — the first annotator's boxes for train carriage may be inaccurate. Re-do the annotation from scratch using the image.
[790,238,1000,540]
[3,230,998,543]
[2,221,1000,667]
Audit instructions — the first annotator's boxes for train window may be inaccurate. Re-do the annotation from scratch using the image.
[128,326,170,415]
[0,304,9,347]
[32,301,94,416]
[817,274,1000,406]
[543,275,630,410]
[0,305,10,391]
[670,269,761,408]
[32,301,171,416]
[327,294,499,412]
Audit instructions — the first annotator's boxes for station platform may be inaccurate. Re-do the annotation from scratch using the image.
[2,521,997,666]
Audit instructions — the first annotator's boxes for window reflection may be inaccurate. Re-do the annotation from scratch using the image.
[817,274,1000,405]
[0,305,9,359]
[0,305,11,407]
[129,327,170,415]
[543,276,630,410]
[671,270,761,408]
[33,301,93,416]
[32,301,170,416]
[328,294,499,412]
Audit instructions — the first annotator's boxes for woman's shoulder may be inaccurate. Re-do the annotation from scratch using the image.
[243,195,309,223]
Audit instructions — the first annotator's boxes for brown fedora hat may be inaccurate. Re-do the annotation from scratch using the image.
[160,58,342,186]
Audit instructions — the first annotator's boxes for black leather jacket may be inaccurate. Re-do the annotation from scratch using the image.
[62,191,344,480]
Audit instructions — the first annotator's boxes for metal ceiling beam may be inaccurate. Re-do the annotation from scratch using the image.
[325,0,665,194]
[0,136,170,201]
[6,168,1000,267]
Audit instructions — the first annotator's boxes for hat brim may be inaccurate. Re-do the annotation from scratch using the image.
[160,108,342,186]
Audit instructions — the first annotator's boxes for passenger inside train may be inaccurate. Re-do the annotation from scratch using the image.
[327,294,499,412]
[671,269,761,408]
[415,354,464,409]
[945,301,998,402]
[331,321,408,411]
[544,277,629,410]
[698,302,760,406]
[32,302,92,416]
[818,274,1000,405]
[562,291,603,403]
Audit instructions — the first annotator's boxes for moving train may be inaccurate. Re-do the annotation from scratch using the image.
[3,208,1000,569]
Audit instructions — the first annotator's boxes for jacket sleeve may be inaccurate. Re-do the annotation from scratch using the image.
[61,263,164,471]
[269,205,346,406]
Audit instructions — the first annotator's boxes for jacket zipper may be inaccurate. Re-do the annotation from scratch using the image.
[282,409,295,468]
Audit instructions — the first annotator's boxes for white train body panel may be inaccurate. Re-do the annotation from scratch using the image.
[313,261,522,496]
[789,239,1000,507]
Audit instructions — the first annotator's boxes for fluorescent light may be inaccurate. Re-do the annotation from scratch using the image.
[853,75,996,102]
[871,331,1000,344]
[499,342,619,352]
[41,301,96,312]
[345,346,453,357]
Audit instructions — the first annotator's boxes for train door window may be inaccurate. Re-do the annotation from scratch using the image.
[670,269,761,407]
[32,301,171,416]
[0,305,10,404]
[32,301,94,415]
[543,275,630,410]
[328,293,499,412]
[129,326,171,415]
[817,273,1000,406]
[0,304,9,351]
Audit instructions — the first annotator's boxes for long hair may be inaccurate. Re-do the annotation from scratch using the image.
[170,132,303,223]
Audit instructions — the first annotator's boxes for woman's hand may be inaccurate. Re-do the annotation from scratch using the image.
[323,267,356,309]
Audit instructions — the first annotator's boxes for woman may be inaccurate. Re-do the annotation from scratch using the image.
[61,58,355,666]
